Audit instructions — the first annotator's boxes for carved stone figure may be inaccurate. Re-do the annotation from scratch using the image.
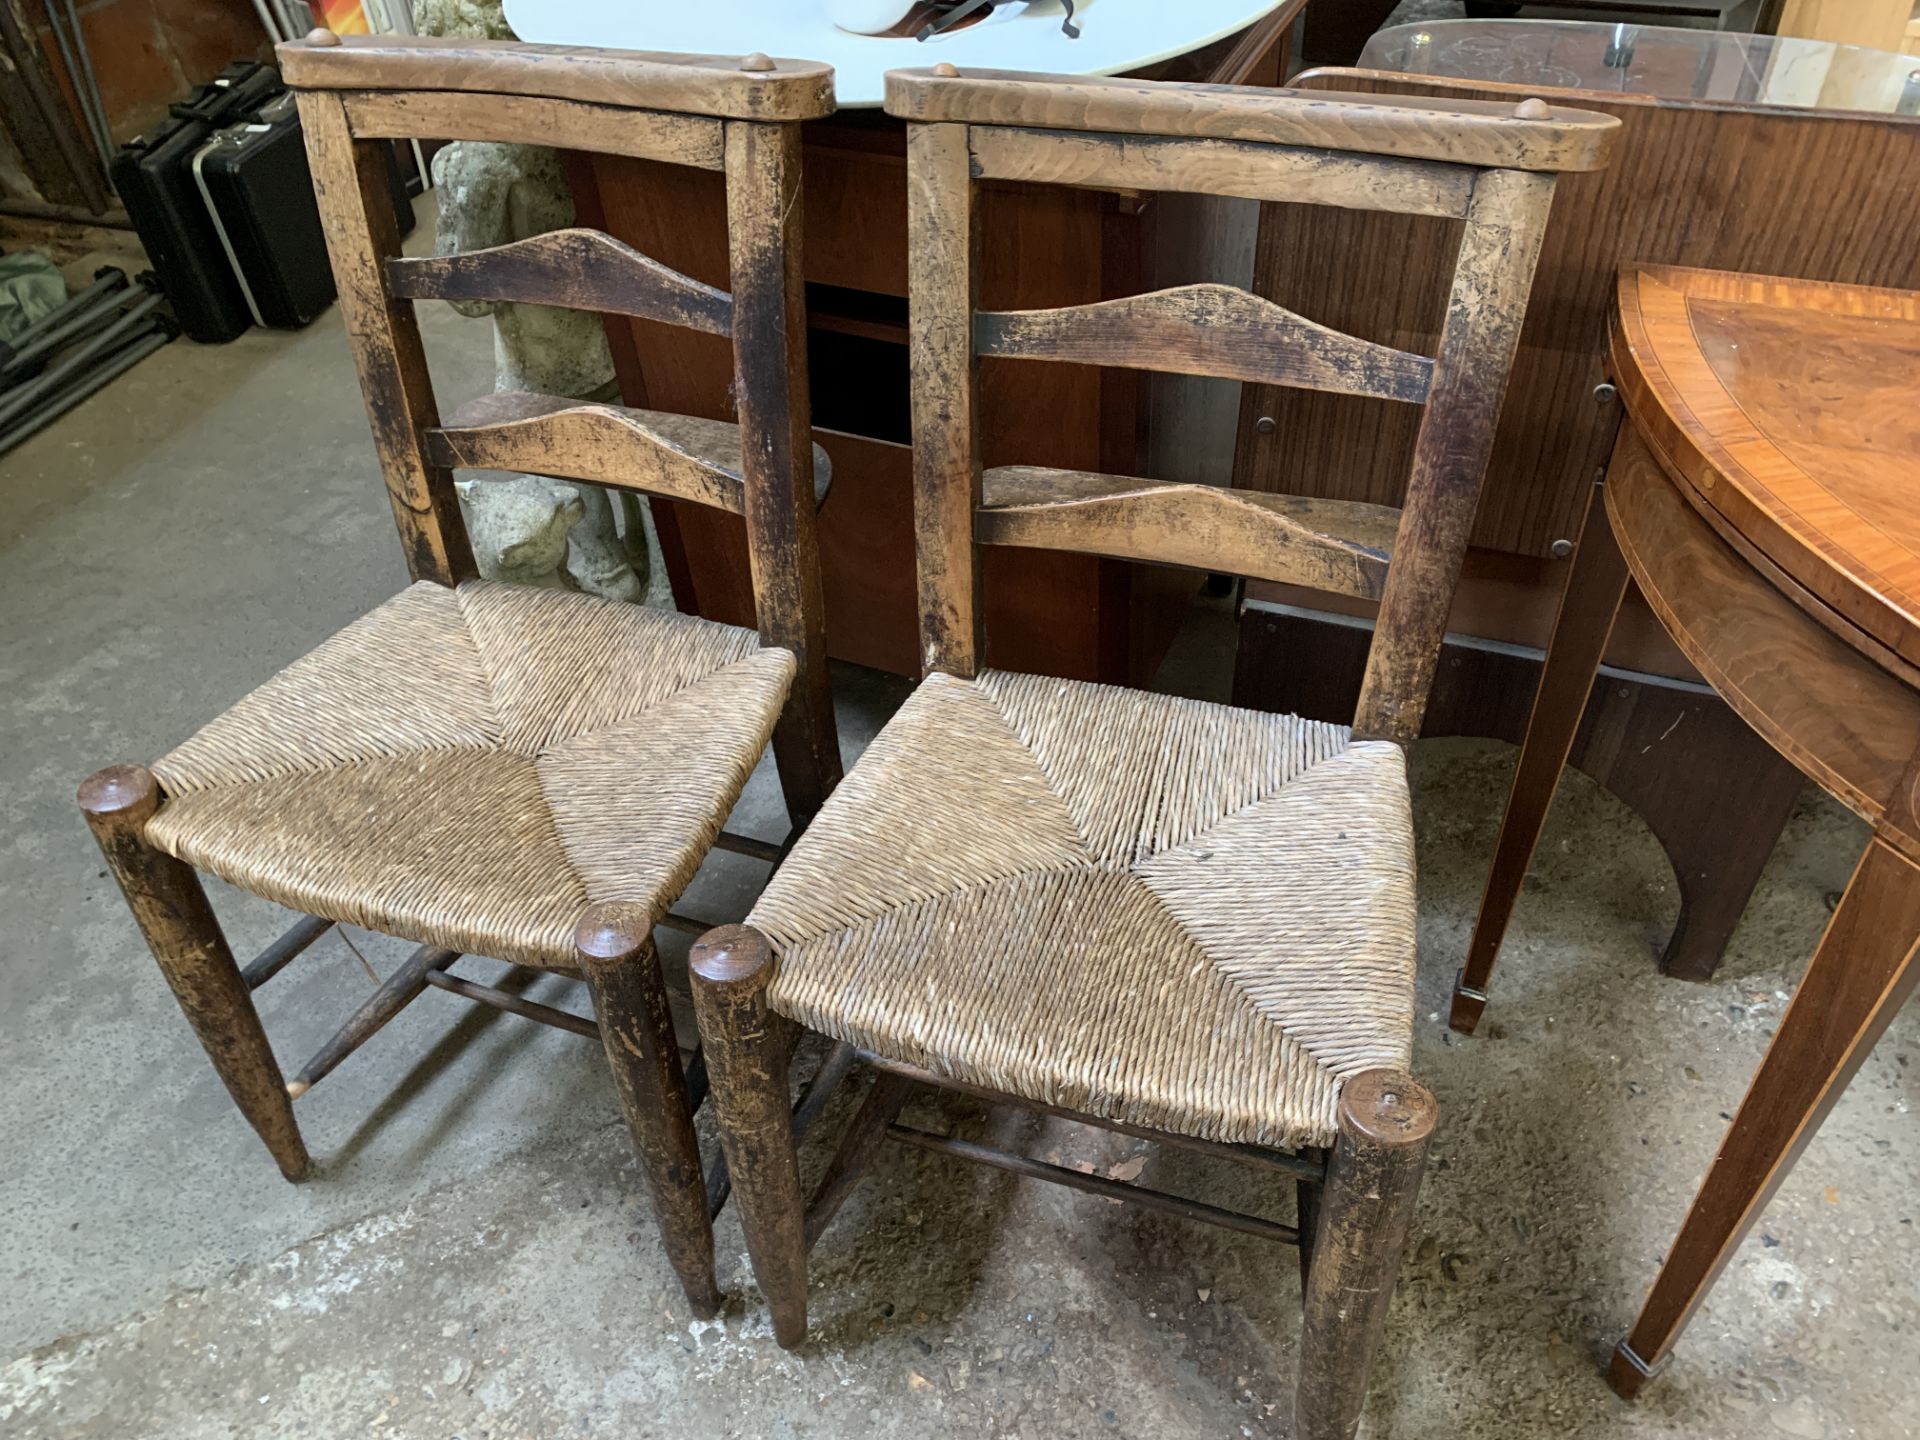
[415,0,653,600]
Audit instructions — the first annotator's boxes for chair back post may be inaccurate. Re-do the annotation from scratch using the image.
[297,83,475,586]
[724,114,843,815]
[1350,165,1555,744]
[280,32,843,818]
[905,117,984,680]
[887,67,1613,733]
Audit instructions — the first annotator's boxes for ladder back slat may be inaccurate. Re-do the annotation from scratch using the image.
[969,126,1475,219]
[887,67,1618,172]
[979,467,1398,601]
[283,34,834,122]
[342,90,725,168]
[425,392,746,512]
[388,229,733,335]
[976,283,1434,404]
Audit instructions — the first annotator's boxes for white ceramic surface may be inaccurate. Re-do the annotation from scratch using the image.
[501,0,1288,107]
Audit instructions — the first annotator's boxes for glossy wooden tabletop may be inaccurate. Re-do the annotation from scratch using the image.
[1611,266,1920,674]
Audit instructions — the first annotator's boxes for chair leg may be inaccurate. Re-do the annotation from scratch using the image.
[1295,1070,1438,1440]
[689,924,809,1349]
[1294,1175,1321,1293]
[78,765,309,1182]
[575,902,721,1319]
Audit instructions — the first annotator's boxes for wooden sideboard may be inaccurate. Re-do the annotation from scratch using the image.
[568,8,1304,683]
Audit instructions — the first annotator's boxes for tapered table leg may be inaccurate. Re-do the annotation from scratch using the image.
[1609,835,1920,1397]
[1453,467,1631,1033]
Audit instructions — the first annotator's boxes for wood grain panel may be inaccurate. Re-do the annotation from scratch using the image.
[977,283,1433,401]
[1605,426,1920,841]
[389,229,732,333]
[1236,70,1920,560]
[1613,266,1920,672]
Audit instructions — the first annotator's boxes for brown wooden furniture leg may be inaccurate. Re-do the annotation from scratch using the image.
[1599,704,1806,983]
[1452,465,1631,1033]
[575,902,720,1319]
[1609,835,1920,1397]
[689,924,808,1348]
[1295,1070,1438,1440]
[78,765,309,1182]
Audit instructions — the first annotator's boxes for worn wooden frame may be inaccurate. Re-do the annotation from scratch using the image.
[78,32,843,1323]
[691,65,1614,1440]
[908,67,1603,747]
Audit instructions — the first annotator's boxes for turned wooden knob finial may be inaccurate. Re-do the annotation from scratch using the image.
[740,52,776,73]
[690,923,774,990]
[306,26,341,46]
[1512,97,1552,120]
[932,62,960,77]
[573,900,653,968]
[1338,1069,1438,1149]
[77,764,160,823]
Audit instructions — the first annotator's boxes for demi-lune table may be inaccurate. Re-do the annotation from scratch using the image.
[1470,265,1920,1395]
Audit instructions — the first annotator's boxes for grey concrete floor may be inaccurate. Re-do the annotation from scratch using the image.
[1,220,1916,1440]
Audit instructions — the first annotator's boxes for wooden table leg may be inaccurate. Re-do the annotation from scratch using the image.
[1609,834,1920,1397]
[1452,464,1631,1033]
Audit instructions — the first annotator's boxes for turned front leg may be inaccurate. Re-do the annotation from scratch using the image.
[79,764,309,1181]
[690,924,809,1348]
[1296,1069,1437,1440]
[576,902,721,1319]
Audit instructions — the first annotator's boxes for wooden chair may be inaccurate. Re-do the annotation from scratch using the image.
[689,66,1615,1436]
[74,32,841,1320]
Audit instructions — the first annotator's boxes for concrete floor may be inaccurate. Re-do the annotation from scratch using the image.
[1,218,1916,1440]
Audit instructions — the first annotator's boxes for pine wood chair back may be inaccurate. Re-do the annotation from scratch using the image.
[889,66,1618,744]
[279,31,842,815]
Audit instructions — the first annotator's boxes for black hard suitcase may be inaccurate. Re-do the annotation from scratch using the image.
[110,62,284,343]
[192,93,335,330]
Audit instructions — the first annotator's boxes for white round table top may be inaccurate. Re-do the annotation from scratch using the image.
[501,0,1287,108]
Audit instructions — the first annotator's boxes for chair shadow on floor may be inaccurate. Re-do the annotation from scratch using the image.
[317,963,597,1177]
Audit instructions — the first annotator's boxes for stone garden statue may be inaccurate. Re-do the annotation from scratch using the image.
[414,0,653,600]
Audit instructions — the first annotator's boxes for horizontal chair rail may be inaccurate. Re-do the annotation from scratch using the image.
[241,913,334,990]
[886,66,1618,172]
[715,829,784,864]
[658,911,721,937]
[889,1124,1304,1244]
[858,1052,1326,1181]
[968,126,1477,219]
[287,943,460,1097]
[422,967,598,1039]
[979,466,1399,601]
[387,230,733,334]
[338,90,724,168]
[975,283,1434,403]
[426,393,748,512]
[427,392,834,516]
[281,33,834,122]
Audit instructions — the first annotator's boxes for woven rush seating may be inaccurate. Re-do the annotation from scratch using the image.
[146,579,794,967]
[750,669,1417,1151]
